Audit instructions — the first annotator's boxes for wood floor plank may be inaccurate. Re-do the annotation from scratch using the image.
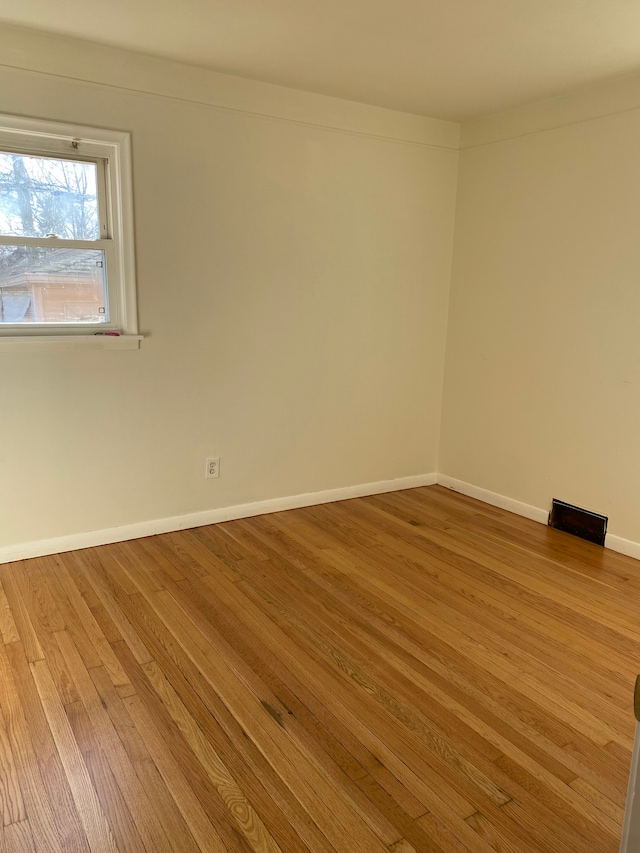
[29,658,117,853]
[160,576,403,846]
[348,494,632,710]
[65,551,153,666]
[465,810,531,853]
[141,658,285,853]
[316,546,610,789]
[163,540,376,778]
[5,641,90,853]
[0,644,65,853]
[154,572,463,844]
[0,708,25,826]
[175,548,502,842]
[322,541,624,749]
[89,663,203,853]
[33,561,102,673]
[4,821,37,853]
[218,539,509,794]
[167,566,376,789]
[0,485,634,852]
[415,811,475,853]
[53,629,177,853]
[123,692,228,852]
[111,609,337,853]
[21,560,66,635]
[289,552,619,847]
[115,545,395,853]
[0,564,44,663]
[54,556,131,690]
[65,700,149,853]
[232,578,591,852]
[224,516,508,769]
[112,637,304,853]
[375,502,634,720]
[0,581,19,645]
[326,523,627,747]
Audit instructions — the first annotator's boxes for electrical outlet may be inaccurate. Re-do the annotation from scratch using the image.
[205,457,220,479]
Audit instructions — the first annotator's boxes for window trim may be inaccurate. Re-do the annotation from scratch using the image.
[0,113,139,339]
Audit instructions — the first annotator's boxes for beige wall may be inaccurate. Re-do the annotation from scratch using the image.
[10,25,640,553]
[0,34,458,548]
[441,106,640,542]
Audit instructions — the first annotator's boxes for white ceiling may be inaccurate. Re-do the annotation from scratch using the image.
[2,0,640,121]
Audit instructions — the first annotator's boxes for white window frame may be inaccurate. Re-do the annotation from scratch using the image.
[0,114,140,349]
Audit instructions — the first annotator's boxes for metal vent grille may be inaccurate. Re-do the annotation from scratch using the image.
[548,499,607,546]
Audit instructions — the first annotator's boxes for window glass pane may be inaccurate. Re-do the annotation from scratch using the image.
[0,246,107,324]
[0,152,99,240]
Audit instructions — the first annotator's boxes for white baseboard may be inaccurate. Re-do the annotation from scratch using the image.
[0,472,437,565]
[437,473,640,561]
[604,534,640,562]
[436,474,548,524]
[6,470,640,566]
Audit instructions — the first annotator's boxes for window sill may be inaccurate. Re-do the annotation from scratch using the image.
[0,335,143,352]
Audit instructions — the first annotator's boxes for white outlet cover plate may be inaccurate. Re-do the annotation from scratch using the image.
[205,456,220,479]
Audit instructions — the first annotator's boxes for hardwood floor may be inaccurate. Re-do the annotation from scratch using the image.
[0,484,636,852]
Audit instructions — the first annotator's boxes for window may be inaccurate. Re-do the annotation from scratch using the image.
[0,114,139,346]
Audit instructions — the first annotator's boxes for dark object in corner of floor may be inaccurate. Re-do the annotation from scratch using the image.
[548,498,607,546]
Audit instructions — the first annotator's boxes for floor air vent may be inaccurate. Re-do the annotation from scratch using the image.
[548,499,607,546]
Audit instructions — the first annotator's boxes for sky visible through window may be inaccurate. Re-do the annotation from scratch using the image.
[0,151,99,240]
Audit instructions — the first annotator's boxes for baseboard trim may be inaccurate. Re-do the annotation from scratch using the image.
[6,471,640,566]
[604,534,640,561]
[437,474,640,561]
[436,474,549,524]
[0,472,437,565]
